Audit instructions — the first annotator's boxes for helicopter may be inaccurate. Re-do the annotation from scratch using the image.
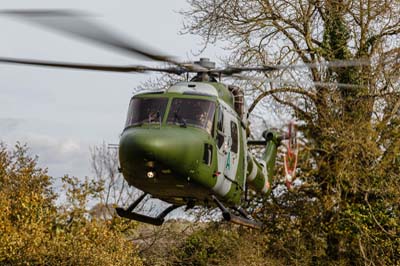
[0,10,367,229]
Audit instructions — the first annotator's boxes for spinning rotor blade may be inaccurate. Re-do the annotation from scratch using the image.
[0,9,181,66]
[214,58,370,75]
[231,74,366,89]
[0,9,370,77]
[0,57,185,74]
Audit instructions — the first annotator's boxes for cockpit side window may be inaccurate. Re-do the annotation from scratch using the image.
[125,97,168,127]
[167,98,216,134]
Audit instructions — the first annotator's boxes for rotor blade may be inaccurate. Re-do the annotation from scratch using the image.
[214,58,370,75]
[213,66,279,75]
[286,58,370,70]
[230,74,366,89]
[0,9,181,65]
[0,57,185,74]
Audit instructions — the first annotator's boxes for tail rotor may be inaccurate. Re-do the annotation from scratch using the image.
[283,121,298,189]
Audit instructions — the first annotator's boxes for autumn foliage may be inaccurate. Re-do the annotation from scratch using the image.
[0,143,142,266]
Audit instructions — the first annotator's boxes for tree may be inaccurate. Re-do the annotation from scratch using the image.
[182,0,399,264]
[90,142,137,218]
[0,142,143,265]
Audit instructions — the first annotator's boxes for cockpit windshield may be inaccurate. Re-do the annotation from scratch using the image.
[167,98,216,134]
[125,97,168,127]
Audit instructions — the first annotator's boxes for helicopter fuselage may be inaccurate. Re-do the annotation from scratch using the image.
[119,80,280,210]
[119,81,248,206]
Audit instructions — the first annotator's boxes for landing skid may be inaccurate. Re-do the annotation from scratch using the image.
[116,193,263,229]
[116,193,179,226]
[212,195,263,230]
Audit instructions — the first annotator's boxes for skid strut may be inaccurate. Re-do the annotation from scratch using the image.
[116,193,179,226]
[211,195,263,230]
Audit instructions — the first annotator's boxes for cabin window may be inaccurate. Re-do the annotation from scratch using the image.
[217,107,224,132]
[231,121,238,153]
[167,98,216,134]
[216,107,224,148]
[125,97,168,127]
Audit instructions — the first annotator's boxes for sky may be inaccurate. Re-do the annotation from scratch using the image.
[0,0,226,180]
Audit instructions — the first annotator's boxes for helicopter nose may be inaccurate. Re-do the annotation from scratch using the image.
[119,127,207,175]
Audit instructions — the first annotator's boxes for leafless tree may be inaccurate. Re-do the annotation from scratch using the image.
[90,142,137,218]
[181,0,399,264]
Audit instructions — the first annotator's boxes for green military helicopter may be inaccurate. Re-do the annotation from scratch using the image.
[115,58,297,229]
[0,10,365,229]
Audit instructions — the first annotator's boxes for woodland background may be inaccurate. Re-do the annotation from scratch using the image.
[1,0,399,265]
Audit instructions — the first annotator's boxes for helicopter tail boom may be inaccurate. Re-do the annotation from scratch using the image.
[246,131,279,194]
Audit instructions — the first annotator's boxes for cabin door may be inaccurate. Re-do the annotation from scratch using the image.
[213,104,240,196]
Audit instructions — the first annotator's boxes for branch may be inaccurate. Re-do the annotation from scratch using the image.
[248,87,317,113]
[365,193,396,237]
[271,94,314,122]
[378,96,400,128]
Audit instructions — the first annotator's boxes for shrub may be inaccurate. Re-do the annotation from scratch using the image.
[0,143,142,266]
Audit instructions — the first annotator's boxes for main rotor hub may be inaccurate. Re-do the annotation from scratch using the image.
[194,58,215,69]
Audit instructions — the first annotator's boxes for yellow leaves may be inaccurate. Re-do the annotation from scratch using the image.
[0,143,143,266]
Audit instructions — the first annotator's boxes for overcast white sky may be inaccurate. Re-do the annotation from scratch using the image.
[0,0,226,179]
